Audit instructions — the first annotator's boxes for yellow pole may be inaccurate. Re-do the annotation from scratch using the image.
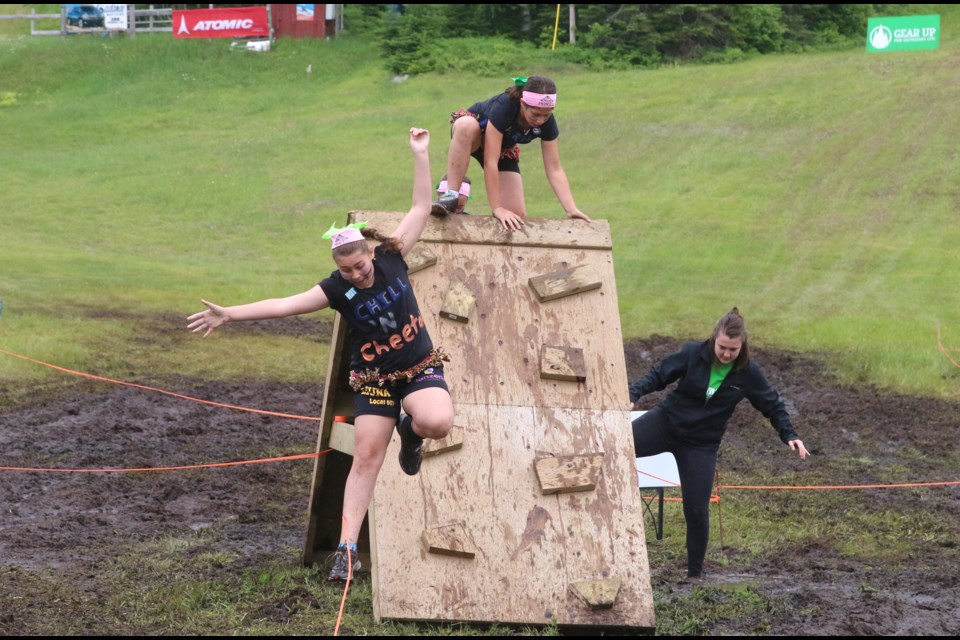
[552,4,561,50]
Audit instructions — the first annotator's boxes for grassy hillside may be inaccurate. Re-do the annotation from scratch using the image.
[1,6,959,400]
[1,8,958,637]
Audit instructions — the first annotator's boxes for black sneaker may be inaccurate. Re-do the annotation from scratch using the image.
[328,546,361,582]
[397,412,423,476]
[438,191,459,213]
[430,202,450,217]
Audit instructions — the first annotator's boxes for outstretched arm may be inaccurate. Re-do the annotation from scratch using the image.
[392,128,434,257]
[187,285,330,338]
[744,366,809,457]
[542,139,590,222]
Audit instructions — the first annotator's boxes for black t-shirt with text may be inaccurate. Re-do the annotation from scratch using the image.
[318,245,433,372]
[468,93,559,149]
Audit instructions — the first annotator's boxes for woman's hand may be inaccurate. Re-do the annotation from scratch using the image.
[567,207,592,222]
[493,206,526,231]
[187,299,228,338]
[409,127,430,153]
[788,439,810,460]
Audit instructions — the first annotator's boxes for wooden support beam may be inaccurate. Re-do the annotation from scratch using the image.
[440,280,475,323]
[570,578,622,610]
[422,426,464,458]
[329,420,354,456]
[528,265,602,302]
[540,345,587,382]
[421,524,476,558]
[534,454,605,495]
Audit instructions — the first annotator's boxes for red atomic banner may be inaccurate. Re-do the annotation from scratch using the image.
[172,6,269,39]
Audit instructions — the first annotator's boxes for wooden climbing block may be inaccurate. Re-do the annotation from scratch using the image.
[421,524,476,558]
[405,245,438,274]
[528,265,602,302]
[540,345,587,382]
[422,426,464,458]
[439,280,475,323]
[534,454,605,495]
[570,578,622,610]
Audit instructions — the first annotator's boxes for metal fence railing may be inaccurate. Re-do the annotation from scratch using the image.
[0,5,175,37]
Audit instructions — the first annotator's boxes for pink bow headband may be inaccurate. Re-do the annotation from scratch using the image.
[322,221,368,248]
[522,91,557,108]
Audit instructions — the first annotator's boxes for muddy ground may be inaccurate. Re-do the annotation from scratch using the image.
[1,334,958,635]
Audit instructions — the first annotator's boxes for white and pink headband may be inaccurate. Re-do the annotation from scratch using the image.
[322,221,367,248]
[522,91,557,108]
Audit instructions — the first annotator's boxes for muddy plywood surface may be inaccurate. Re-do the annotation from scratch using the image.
[369,405,653,628]
[414,243,627,411]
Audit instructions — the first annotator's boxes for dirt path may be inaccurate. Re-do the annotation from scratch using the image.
[1,337,957,634]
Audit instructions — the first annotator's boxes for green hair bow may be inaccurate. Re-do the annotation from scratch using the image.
[322,221,368,239]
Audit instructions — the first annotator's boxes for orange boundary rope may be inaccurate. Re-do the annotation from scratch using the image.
[718,480,959,490]
[643,495,719,504]
[646,480,957,496]
[637,470,680,487]
[937,323,960,370]
[333,517,353,636]
[0,450,330,473]
[0,347,322,421]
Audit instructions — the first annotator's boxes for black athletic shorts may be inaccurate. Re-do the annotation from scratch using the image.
[471,147,521,174]
[353,366,449,419]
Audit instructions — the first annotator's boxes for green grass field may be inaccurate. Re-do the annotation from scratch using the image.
[2,7,958,401]
[2,6,959,635]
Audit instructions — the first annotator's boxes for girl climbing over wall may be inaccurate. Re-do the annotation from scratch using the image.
[436,75,591,230]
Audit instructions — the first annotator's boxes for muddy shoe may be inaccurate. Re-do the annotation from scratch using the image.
[430,202,450,217]
[437,191,459,213]
[397,412,423,476]
[328,546,361,582]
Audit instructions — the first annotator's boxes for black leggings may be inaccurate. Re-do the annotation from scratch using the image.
[632,407,718,577]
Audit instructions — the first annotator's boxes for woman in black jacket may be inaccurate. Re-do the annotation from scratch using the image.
[629,308,809,581]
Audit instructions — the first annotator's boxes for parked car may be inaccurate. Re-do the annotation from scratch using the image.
[66,5,105,29]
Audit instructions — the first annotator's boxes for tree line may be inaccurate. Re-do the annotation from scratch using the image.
[342,4,914,74]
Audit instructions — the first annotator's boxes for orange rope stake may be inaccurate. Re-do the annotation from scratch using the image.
[0,347,322,421]
[937,323,960,370]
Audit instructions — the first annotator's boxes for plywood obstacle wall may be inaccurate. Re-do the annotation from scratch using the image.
[303,211,655,632]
